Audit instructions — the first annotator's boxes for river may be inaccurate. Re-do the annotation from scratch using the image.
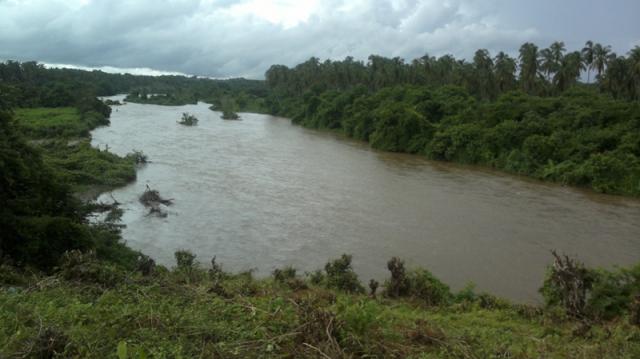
[92,95,640,303]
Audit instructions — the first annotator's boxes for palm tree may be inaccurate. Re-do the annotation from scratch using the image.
[472,49,496,99]
[582,40,595,83]
[539,48,556,82]
[550,42,566,62]
[433,55,457,86]
[554,51,585,92]
[627,46,640,100]
[593,43,612,81]
[602,54,629,99]
[540,42,565,87]
[518,42,540,94]
[494,51,517,93]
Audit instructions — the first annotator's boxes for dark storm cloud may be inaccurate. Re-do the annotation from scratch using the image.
[0,0,638,78]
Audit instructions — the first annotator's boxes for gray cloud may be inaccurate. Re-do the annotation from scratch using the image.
[0,0,638,78]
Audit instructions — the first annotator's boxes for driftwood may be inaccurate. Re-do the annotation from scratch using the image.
[139,185,173,217]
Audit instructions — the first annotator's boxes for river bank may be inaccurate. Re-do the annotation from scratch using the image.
[13,106,138,197]
[2,248,639,358]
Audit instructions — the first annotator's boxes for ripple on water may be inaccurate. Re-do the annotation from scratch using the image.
[93,96,640,303]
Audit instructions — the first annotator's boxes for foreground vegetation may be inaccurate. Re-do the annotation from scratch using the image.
[1,250,639,358]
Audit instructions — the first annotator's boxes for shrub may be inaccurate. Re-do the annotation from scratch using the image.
[136,254,156,276]
[0,262,27,286]
[308,270,324,285]
[11,216,93,270]
[541,252,640,320]
[273,266,297,283]
[368,279,379,297]
[57,250,125,287]
[174,250,196,270]
[324,254,364,293]
[631,295,640,326]
[540,252,594,317]
[22,326,73,358]
[454,283,478,303]
[384,257,410,298]
[172,250,206,284]
[208,256,225,282]
[383,257,452,305]
[273,266,308,290]
[178,112,198,126]
[294,295,344,358]
[125,150,148,164]
[407,269,452,306]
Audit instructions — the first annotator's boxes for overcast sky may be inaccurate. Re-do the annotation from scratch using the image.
[1,0,639,78]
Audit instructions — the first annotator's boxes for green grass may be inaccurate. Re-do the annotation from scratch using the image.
[1,260,639,358]
[13,107,137,193]
[14,107,109,139]
[42,141,137,191]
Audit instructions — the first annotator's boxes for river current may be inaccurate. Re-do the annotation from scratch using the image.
[92,96,640,302]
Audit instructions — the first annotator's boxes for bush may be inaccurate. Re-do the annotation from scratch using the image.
[541,252,640,320]
[0,262,27,286]
[172,250,205,284]
[324,254,364,293]
[125,150,148,164]
[540,252,594,317]
[57,250,125,288]
[178,112,198,126]
[384,257,410,297]
[13,216,93,270]
[174,250,196,270]
[136,254,156,276]
[407,269,452,306]
[208,256,225,282]
[273,266,297,283]
[273,266,307,290]
[308,270,324,285]
[22,326,73,358]
[383,257,452,305]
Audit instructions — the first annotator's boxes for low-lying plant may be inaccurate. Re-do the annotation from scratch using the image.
[178,112,198,126]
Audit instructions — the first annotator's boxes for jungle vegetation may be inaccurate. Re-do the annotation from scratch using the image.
[0,60,267,110]
[264,42,640,196]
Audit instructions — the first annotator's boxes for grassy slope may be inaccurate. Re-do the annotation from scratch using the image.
[13,107,136,193]
[1,264,638,358]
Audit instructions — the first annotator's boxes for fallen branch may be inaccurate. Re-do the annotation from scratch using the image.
[140,185,173,217]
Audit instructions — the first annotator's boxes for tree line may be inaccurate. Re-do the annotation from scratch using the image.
[0,61,267,108]
[265,41,640,101]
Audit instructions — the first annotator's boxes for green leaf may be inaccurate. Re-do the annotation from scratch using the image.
[117,341,128,359]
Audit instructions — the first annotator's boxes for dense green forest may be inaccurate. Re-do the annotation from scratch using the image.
[265,42,640,100]
[0,60,267,110]
[1,53,640,357]
[262,42,640,195]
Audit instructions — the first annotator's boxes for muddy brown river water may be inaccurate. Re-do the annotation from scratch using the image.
[92,96,640,303]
